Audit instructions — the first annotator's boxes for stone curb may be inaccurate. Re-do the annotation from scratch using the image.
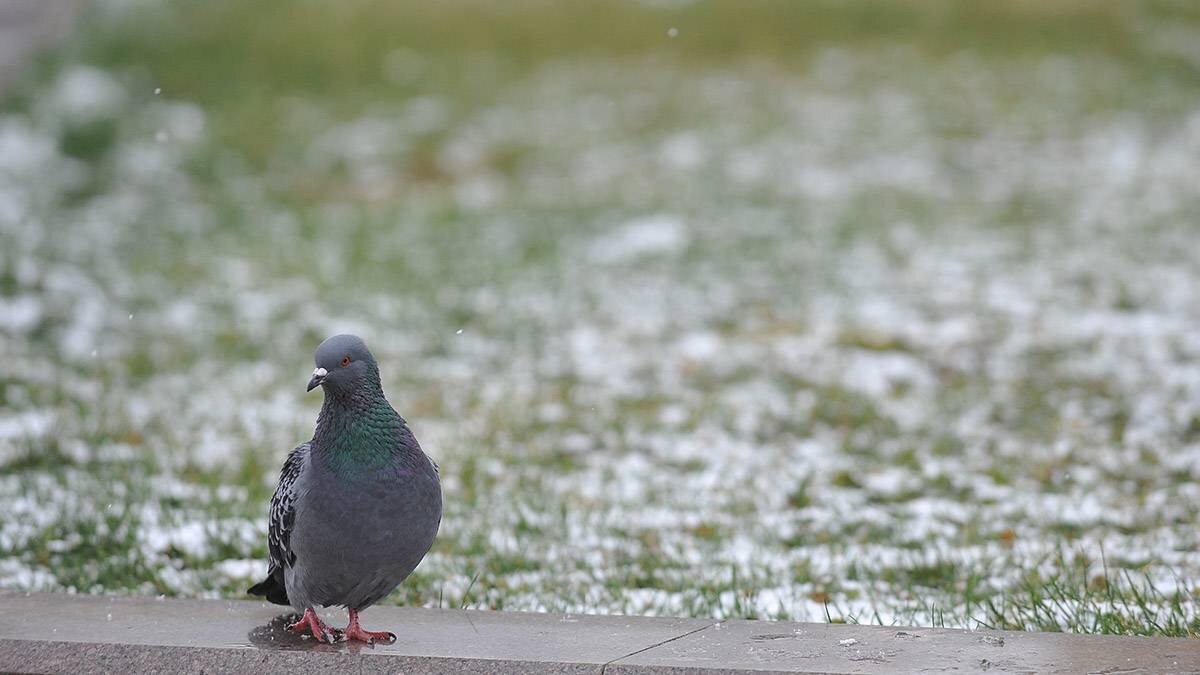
[1,593,1197,673]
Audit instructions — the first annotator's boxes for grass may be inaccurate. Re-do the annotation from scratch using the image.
[1,0,1199,636]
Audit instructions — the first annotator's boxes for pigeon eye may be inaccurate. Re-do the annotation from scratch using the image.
[341,356,351,367]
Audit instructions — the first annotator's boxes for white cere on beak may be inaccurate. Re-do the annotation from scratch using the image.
[313,367,327,378]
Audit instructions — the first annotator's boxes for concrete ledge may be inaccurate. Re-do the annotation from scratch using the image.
[1,593,1197,674]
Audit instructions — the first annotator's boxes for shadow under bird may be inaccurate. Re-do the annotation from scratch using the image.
[249,334,442,644]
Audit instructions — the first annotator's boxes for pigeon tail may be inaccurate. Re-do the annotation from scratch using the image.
[248,573,290,606]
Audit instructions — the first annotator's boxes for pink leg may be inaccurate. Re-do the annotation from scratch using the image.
[287,607,339,644]
[339,608,396,644]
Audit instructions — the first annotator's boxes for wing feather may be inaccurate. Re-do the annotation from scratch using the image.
[248,441,309,605]
[268,441,308,572]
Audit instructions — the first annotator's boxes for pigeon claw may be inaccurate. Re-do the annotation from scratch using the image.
[288,607,339,644]
[340,608,397,645]
[339,627,396,645]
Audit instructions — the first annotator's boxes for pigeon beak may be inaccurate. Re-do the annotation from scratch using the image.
[306,367,327,392]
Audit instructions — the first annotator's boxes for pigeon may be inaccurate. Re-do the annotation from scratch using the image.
[249,334,442,644]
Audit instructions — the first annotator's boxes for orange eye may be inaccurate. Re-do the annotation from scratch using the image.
[341,356,351,367]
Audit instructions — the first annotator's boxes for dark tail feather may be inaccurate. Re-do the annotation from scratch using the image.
[248,572,290,606]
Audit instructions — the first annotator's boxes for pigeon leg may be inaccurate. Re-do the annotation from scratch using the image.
[287,607,340,643]
[339,608,397,645]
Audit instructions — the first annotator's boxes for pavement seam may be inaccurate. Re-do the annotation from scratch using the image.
[599,622,714,674]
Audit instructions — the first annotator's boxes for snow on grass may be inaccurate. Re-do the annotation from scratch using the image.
[0,0,1198,635]
[589,214,689,263]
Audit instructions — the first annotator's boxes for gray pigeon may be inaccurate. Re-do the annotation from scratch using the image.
[249,334,442,644]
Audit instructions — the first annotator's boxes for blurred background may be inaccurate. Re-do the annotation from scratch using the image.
[2,0,1200,634]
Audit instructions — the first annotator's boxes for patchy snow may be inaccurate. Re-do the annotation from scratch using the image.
[2,12,1199,630]
[50,66,126,124]
[215,558,262,581]
[0,560,57,591]
[0,410,55,441]
[589,215,689,263]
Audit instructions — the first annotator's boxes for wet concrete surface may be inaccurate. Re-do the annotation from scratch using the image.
[1,592,1198,673]
[608,619,1200,674]
[0,592,705,673]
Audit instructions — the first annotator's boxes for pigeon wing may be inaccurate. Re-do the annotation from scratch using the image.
[248,441,309,605]
[268,441,308,572]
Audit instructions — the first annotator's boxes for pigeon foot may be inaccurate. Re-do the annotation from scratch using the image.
[339,608,397,645]
[288,607,339,644]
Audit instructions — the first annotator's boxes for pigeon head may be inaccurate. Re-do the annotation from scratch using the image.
[307,334,379,396]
